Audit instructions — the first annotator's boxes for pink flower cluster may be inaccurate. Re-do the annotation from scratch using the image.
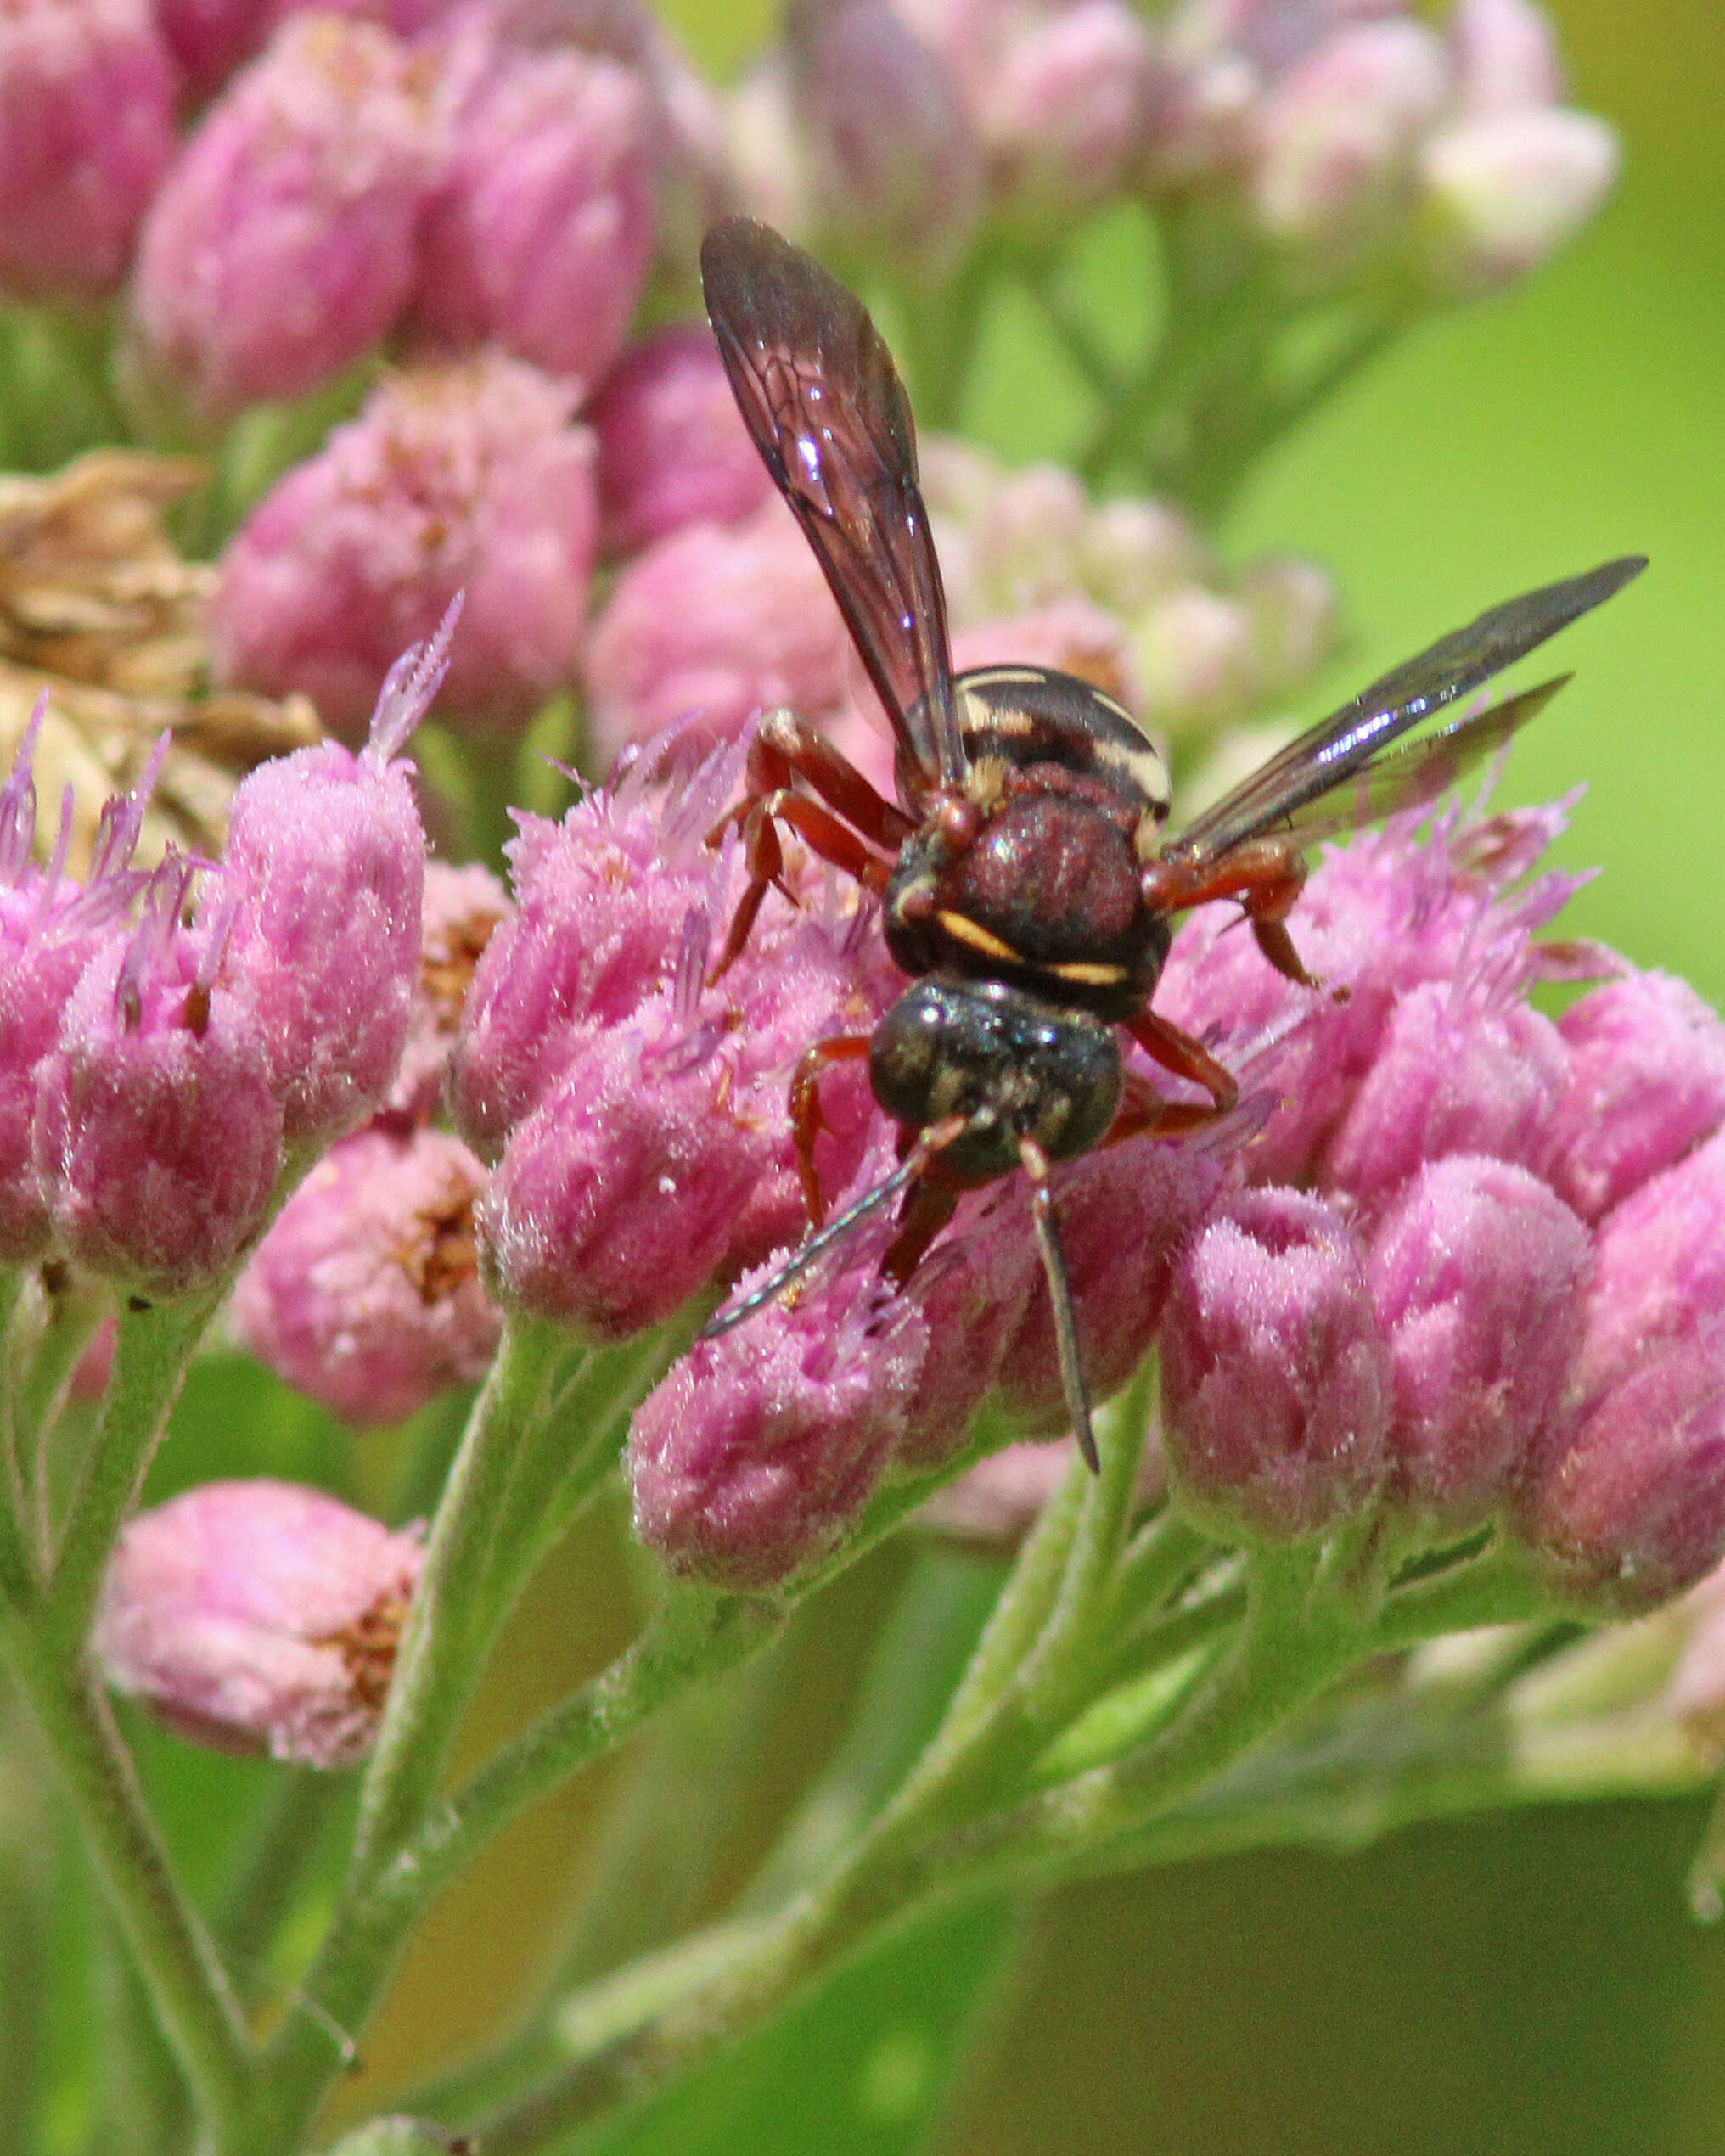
[1150,804,1725,1614]
[447,733,900,1340]
[108,1,718,418]
[0,630,432,1300]
[461,739,1725,1606]
[737,0,1615,288]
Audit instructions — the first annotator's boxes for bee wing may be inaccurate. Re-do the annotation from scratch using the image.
[1266,676,1567,848]
[700,216,965,790]
[1165,557,1646,865]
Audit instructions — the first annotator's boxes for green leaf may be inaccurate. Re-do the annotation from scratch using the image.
[563,1891,1024,2156]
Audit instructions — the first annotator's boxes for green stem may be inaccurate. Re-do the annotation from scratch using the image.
[346,1313,582,1878]
[252,1587,782,2152]
[1373,1540,1552,1650]
[44,1291,220,1647]
[13,1273,108,1562]
[0,1625,250,2142]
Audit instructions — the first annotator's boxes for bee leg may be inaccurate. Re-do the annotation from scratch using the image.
[789,1033,873,1228]
[1141,839,1318,989]
[880,1174,960,1288]
[708,713,907,975]
[1121,1010,1239,1132]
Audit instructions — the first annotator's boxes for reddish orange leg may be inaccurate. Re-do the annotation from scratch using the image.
[789,1033,873,1228]
[715,791,894,975]
[881,1175,961,1289]
[708,710,913,975]
[1140,837,1318,989]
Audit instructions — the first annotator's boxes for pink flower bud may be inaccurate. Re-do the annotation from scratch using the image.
[587,324,775,556]
[629,1261,924,1588]
[1571,1131,1725,1408]
[385,858,510,1125]
[127,15,447,424]
[95,1479,424,1766]
[230,1126,499,1424]
[1515,1345,1725,1619]
[1076,497,1207,617]
[212,637,432,1148]
[1320,982,1570,1210]
[34,856,284,1300]
[1416,107,1617,298]
[0,0,176,302]
[155,0,455,106]
[786,0,982,267]
[997,1139,1224,1438]
[1160,1187,1389,1543]
[1546,973,1725,1224]
[477,901,888,1339]
[1447,0,1563,116]
[968,463,1093,613]
[410,31,654,385]
[211,356,597,743]
[1239,554,1339,698]
[1130,583,1258,735]
[1247,20,1449,272]
[1367,1156,1590,1537]
[583,500,854,760]
[979,0,1160,231]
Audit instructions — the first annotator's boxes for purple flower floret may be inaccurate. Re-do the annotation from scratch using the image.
[1367,1155,1590,1538]
[230,1125,500,1426]
[1545,972,1725,1222]
[94,1479,424,1767]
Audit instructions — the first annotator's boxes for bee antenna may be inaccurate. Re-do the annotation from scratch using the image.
[700,1112,976,1342]
[1018,1137,1097,1474]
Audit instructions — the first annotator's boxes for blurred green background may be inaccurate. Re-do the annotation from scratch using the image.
[77,2,1725,2152]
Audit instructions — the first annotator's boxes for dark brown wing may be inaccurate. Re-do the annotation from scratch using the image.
[1270,676,1567,848]
[1166,557,1646,865]
[700,216,964,789]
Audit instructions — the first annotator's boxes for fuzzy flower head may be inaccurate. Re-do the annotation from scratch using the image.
[33,851,284,1299]
[0,705,155,1266]
[0,0,177,303]
[230,1125,500,1426]
[208,612,440,1150]
[95,1480,424,1767]
[463,730,898,1342]
[211,357,598,743]
[126,14,447,427]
